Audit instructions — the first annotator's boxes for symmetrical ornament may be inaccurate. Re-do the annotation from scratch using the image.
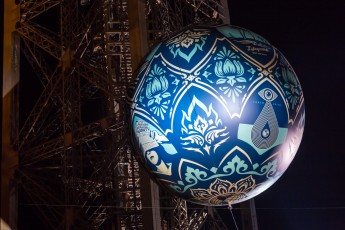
[130,24,305,206]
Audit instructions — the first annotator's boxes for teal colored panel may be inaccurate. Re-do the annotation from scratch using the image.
[238,124,288,155]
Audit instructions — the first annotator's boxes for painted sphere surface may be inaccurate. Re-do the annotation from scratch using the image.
[130,24,305,206]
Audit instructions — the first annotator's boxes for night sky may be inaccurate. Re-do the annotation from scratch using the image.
[228,0,345,229]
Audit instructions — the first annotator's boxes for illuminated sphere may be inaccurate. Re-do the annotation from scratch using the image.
[130,24,305,206]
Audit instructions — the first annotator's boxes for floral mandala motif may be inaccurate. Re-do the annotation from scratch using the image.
[190,176,257,205]
[214,47,246,102]
[145,64,171,120]
[180,96,228,155]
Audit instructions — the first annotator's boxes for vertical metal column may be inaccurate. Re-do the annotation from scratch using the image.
[2,1,20,229]
[127,0,162,229]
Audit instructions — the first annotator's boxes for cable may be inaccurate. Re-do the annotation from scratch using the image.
[228,201,239,230]
[18,203,345,210]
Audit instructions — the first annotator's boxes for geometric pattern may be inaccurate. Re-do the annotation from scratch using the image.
[130,24,305,206]
[251,88,279,149]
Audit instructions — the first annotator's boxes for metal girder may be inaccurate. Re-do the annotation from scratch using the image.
[61,72,81,133]
[16,70,62,151]
[74,0,104,59]
[19,136,64,166]
[66,177,104,198]
[173,197,189,230]
[20,117,125,166]
[15,0,140,229]
[19,118,127,228]
[74,60,126,98]
[185,0,225,20]
[65,143,142,229]
[16,53,119,150]
[31,109,63,142]
[115,148,144,229]
[189,207,208,230]
[20,0,61,21]
[17,170,63,205]
[60,0,79,46]
[21,38,54,86]
[88,206,108,228]
[16,21,62,59]
[201,208,229,230]
[16,58,120,150]
[14,0,232,229]
[146,0,187,44]
[17,169,64,229]
[145,0,225,47]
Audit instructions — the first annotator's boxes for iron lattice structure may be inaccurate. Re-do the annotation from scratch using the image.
[14,0,230,229]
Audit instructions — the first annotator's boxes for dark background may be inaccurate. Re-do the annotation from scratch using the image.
[228,0,345,229]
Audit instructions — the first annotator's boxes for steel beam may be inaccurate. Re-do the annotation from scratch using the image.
[16,22,61,59]
[21,0,60,21]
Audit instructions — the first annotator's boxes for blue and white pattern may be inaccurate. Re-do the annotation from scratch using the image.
[130,24,305,206]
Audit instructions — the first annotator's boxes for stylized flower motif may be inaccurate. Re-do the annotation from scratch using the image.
[190,176,256,205]
[193,115,209,136]
[167,30,210,62]
[180,96,228,155]
[214,46,238,61]
[147,64,165,81]
[281,65,301,109]
[214,47,246,102]
[145,65,171,120]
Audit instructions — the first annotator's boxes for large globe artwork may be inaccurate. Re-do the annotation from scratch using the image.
[130,24,305,206]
